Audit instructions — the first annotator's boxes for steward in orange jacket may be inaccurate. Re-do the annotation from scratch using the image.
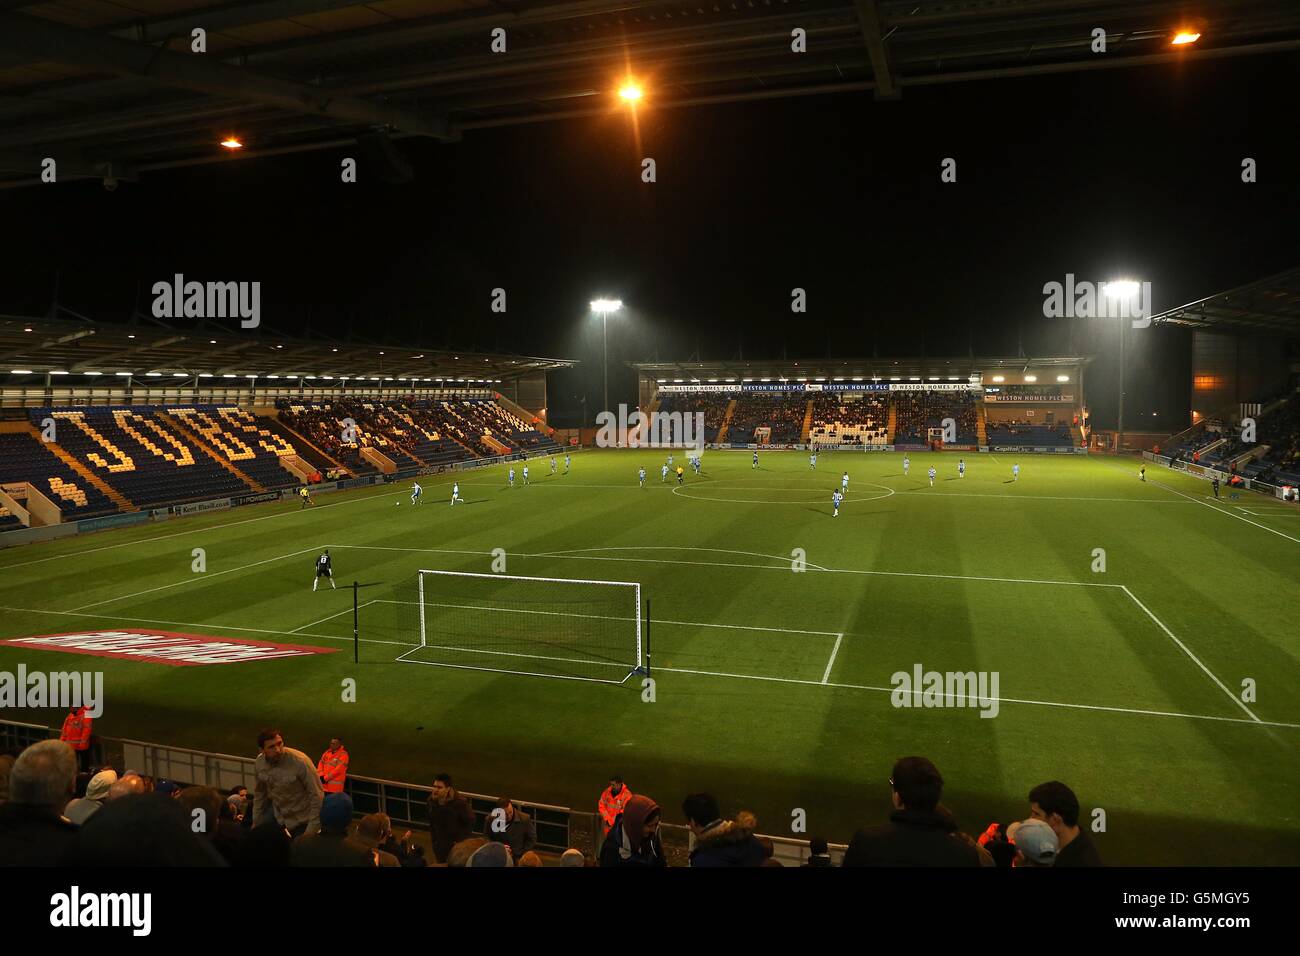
[317,738,349,793]
[60,705,93,771]
[598,777,633,835]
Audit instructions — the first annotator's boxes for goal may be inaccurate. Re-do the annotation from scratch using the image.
[390,569,645,683]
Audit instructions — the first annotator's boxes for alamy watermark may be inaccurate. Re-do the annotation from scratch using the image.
[152,274,260,328]
[1042,274,1152,328]
[0,666,103,716]
[890,663,1000,718]
[595,403,705,452]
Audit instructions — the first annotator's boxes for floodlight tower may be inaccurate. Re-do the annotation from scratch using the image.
[590,298,623,421]
[1103,279,1141,452]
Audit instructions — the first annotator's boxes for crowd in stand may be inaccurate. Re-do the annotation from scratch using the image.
[809,392,888,445]
[0,727,1102,868]
[727,394,805,444]
[655,394,732,442]
[1257,392,1300,482]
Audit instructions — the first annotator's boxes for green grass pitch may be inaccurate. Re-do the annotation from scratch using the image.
[2,448,1298,865]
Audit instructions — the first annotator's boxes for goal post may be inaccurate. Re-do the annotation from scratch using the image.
[391,569,645,683]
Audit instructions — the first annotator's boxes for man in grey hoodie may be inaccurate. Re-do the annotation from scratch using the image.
[252,728,323,838]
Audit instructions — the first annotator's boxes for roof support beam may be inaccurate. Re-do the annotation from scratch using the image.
[0,12,456,141]
[854,0,898,99]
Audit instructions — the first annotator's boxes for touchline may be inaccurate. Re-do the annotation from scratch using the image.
[0,666,103,717]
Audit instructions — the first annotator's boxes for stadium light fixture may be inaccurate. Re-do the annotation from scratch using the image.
[991,375,1005,382]
[222,374,236,379]
[172,373,187,378]
[145,372,161,377]
[618,81,643,103]
[1057,375,1070,382]
[23,326,33,332]
[590,298,624,421]
[50,370,68,376]
[84,371,102,376]
[1104,277,1143,452]
[9,369,32,374]
[220,136,243,149]
[1024,375,1037,383]
[1171,31,1201,45]
[115,372,131,377]
[199,373,213,378]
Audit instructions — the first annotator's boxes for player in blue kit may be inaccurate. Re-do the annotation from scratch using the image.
[1013,463,1020,482]
[638,466,646,487]
[928,466,937,487]
[565,454,571,473]
[523,464,530,485]
[410,481,422,505]
[508,467,515,487]
[661,463,669,482]
[832,489,843,517]
[450,482,463,506]
[958,459,966,479]
[903,455,911,476]
[550,457,557,474]
[841,471,849,492]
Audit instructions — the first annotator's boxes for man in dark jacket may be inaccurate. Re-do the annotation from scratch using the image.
[842,756,981,866]
[486,797,537,860]
[682,793,765,867]
[599,794,667,867]
[0,740,79,866]
[427,772,474,863]
[1028,780,1102,867]
[291,793,374,867]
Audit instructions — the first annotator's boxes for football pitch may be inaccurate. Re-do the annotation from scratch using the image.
[2,449,1298,865]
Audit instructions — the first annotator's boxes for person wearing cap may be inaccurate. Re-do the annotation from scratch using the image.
[64,768,118,825]
[1028,780,1102,866]
[597,776,633,836]
[252,728,323,838]
[1007,818,1059,867]
[468,841,513,867]
[290,793,374,866]
[841,757,982,866]
[317,737,349,794]
[599,794,667,867]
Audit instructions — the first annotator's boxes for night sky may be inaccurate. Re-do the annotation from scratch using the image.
[3,49,1297,427]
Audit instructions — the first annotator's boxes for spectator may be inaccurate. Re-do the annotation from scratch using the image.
[59,704,94,773]
[446,836,489,867]
[802,836,833,867]
[598,775,633,836]
[468,841,513,867]
[599,794,667,867]
[236,821,294,867]
[354,812,401,867]
[253,727,323,838]
[1007,818,1059,867]
[177,785,243,864]
[0,753,14,805]
[107,773,147,801]
[0,740,79,866]
[1028,781,1102,866]
[681,793,765,867]
[427,772,474,863]
[486,797,537,860]
[65,767,118,825]
[759,836,783,866]
[63,792,225,867]
[841,757,981,866]
[291,793,374,867]
[517,850,543,867]
[317,737,349,794]
[560,848,588,867]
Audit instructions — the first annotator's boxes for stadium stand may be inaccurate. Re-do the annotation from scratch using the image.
[808,392,888,446]
[0,432,117,520]
[985,419,1073,447]
[167,406,300,489]
[653,393,732,443]
[26,408,252,509]
[894,391,979,445]
[726,394,805,444]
